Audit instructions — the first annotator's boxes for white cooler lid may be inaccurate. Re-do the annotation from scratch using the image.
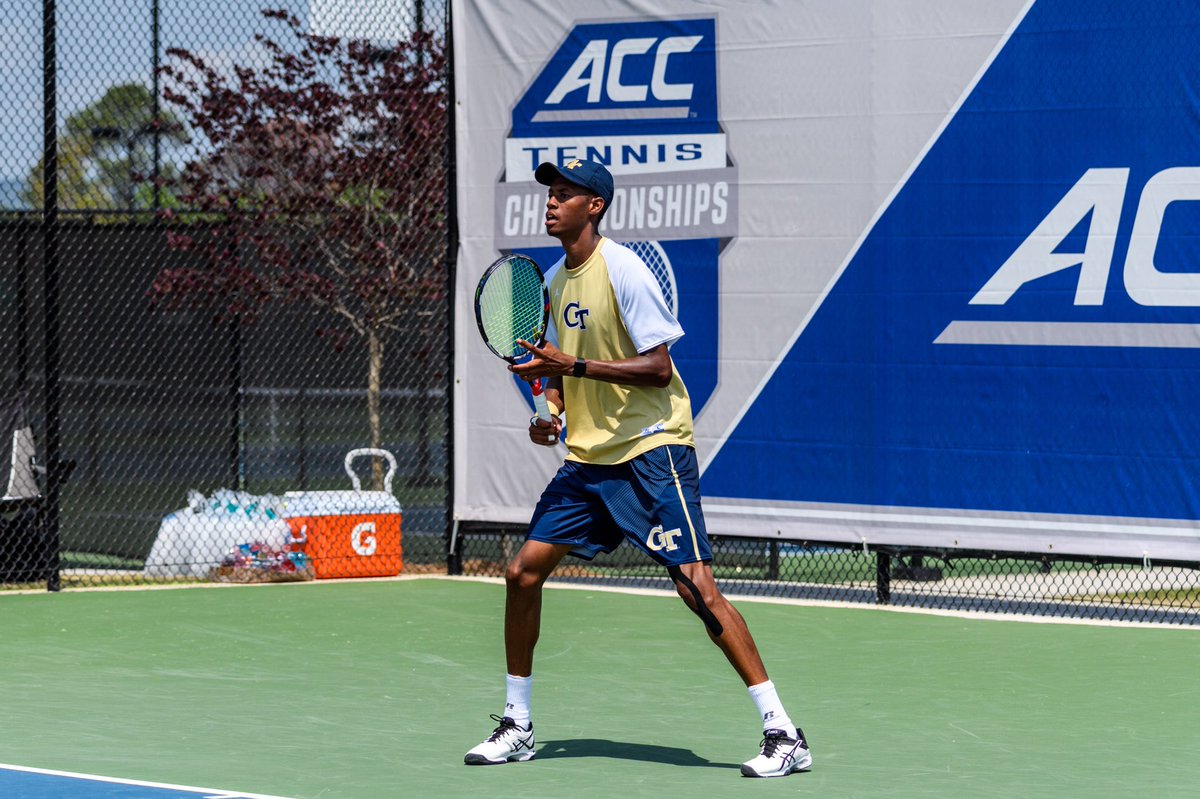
[282,490,402,517]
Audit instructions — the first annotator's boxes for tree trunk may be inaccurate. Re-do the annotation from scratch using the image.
[367,327,385,490]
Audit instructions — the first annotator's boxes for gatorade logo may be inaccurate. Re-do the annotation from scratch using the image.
[351,521,377,557]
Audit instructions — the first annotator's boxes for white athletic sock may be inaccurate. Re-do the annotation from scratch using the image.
[504,674,532,728]
[748,680,798,738]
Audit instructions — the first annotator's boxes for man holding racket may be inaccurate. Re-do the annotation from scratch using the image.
[464,158,811,778]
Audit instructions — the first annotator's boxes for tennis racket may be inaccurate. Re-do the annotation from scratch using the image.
[473,253,556,442]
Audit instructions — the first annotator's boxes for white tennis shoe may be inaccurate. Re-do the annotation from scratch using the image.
[464,715,536,765]
[740,727,812,777]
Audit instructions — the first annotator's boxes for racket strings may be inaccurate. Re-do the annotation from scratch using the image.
[478,259,546,360]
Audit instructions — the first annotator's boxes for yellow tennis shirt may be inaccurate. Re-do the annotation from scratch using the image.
[545,238,695,465]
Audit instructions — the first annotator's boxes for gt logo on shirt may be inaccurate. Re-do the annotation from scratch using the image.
[564,302,590,329]
[646,525,683,552]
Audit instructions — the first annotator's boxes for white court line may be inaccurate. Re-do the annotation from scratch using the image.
[439,575,1194,631]
[1,573,1187,630]
[0,763,297,799]
[0,573,427,597]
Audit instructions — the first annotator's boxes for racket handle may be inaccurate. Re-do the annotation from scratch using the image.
[531,379,553,423]
[531,379,556,444]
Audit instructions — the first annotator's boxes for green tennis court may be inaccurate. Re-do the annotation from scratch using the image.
[1,578,1196,798]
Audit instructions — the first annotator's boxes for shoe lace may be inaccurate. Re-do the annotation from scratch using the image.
[485,714,519,742]
[758,730,790,759]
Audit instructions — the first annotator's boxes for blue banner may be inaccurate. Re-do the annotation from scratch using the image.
[705,0,1200,523]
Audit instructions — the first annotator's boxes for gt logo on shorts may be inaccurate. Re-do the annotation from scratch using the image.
[646,525,683,552]
[564,301,590,329]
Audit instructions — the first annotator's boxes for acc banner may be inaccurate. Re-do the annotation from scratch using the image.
[454,0,1200,563]
[496,16,728,414]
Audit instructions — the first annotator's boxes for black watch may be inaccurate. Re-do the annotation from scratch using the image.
[572,358,588,378]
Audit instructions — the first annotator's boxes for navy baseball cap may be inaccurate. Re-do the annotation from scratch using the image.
[534,158,614,209]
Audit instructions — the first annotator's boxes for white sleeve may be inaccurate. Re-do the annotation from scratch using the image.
[605,242,684,352]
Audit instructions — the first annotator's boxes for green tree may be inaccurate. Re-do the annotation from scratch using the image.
[151,11,447,488]
[22,83,187,210]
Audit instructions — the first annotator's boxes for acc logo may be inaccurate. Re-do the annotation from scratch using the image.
[974,167,1200,307]
[646,524,683,552]
[938,166,1200,350]
[351,521,377,557]
[564,302,590,329]
[504,17,723,182]
[544,34,702,105]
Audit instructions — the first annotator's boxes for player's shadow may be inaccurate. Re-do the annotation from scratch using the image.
[536,738,737,769]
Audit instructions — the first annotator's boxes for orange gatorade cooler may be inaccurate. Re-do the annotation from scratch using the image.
[281,449,404,580]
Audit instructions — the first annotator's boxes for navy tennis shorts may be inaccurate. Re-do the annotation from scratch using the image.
[526,444,712,566]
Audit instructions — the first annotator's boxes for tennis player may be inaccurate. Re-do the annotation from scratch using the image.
[464,159,811,777]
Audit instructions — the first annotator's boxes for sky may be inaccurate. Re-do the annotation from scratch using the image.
[0,0,432,199]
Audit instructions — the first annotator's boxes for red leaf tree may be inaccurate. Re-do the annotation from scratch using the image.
[150,10,447,484]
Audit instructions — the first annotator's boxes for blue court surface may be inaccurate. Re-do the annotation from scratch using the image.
[0,764,296,799]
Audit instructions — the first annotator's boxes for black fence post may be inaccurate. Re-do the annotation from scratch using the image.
[876,550,891,605]
[444,0,461,576]
[151,0,161,212]
[42,0,62,593]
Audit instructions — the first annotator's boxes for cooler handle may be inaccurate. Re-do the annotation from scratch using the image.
[345,448,398,495]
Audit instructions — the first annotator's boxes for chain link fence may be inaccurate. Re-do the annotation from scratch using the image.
[2,1,451,588]
[455,526,1200,625]
[3,2,1198,625]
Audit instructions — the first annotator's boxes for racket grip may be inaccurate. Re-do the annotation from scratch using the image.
[531,379,557,445]
[531,379,553,423]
